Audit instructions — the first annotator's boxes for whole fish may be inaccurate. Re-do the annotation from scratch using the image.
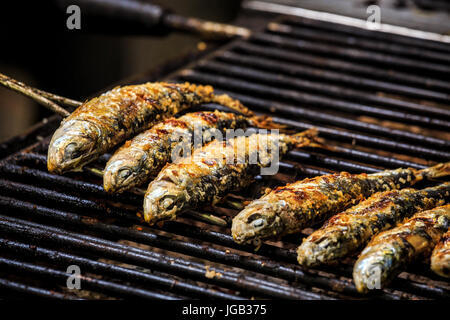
[231,163,450,246]
[47,82,252,174]
[298,185,450,268]
[143,129,318,225]
[103,111,279,193]
[431,229,450,278]
[353,204,450,293]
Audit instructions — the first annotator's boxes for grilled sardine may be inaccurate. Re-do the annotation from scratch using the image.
[298,186,450,268]
[232,163,449,245]
[353,204,450,293]
[104,111,278,193]
[431,229,450,278]
[48,82,252,173]
[143,129,318,225]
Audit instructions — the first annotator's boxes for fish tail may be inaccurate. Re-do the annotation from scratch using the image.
[291,128,333,151]
[211,94,254,117]
[291,128,320,148]
[248,115,287,130]
[418,162,450,179]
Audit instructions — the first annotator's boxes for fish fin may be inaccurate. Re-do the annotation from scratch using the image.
[248,115,287,130]
[419,162,450,179]
[211,94,254,117]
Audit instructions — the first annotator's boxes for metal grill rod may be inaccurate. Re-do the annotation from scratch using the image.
[0,257,181,300]
[216,50,450,117]
[0,278,81,299]
[233,42,450,94]
[0,215,328,300]
[266,23,450,65]
[176,73,450,150]
[0,239,239,300]
[2,179,439,294]
[196,60,450,129]
[0,195,380,299]
[250,33,450,76]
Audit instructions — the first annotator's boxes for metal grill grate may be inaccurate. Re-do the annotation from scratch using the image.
[0,16,449,299]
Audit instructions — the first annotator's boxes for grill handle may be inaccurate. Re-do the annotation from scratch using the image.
[55,0,250,38]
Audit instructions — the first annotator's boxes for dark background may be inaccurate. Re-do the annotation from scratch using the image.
[0,0,242,141]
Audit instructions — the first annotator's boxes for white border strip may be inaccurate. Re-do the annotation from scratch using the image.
[243,1,450,43]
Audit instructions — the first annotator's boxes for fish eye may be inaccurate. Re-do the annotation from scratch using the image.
[118,168,132,179]
[161,195,176,210]
[247,213,262,223]
[64,143,81,160]
[251,218,266,228]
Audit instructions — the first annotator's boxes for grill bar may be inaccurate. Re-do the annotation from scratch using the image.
[179,71,450,149]
[250,33,450,77]
[0,215,329,300]
[267,23,450,65]
[215,51,450,118]
[0,257,181,300]
[281,16,450,53]
[0,278,81,299]
[0,238,243,300]
[1,191,437,300]
[196,60,450,129]
[233,42,450,94]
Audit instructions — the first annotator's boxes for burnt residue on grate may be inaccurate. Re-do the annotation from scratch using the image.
[0,16,449,299]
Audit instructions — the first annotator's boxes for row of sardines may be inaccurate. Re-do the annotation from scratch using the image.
[47,82,450,294]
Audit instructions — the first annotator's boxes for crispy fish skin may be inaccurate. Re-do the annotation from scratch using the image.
[298,186,450,268]
[231,163,450,245]
[104,111,251,193]
[431,229,450,278]
[143,129,318,225]
[353,204,450,293]
[47,82,252,174]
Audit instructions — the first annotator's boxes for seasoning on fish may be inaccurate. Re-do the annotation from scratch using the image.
[103,110,280,193]
[47,82,253,174]
[298,185,450,268]
[353,204,450,293]
[143,129,319,225]
[231,163,450,246]
[431,229,450,278]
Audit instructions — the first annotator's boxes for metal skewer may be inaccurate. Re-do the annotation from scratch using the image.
[0,72,72,117]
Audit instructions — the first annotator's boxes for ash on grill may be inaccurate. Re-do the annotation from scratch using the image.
[0,15,449,300]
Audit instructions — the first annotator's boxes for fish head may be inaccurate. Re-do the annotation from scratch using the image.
[103,148,147,193]
[231,199,284,246]
[47,120,100,173]
[143,179,186,225]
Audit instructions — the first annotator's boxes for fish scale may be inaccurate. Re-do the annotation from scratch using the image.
[47,82,252,174]
[231,163,450,245]
[297,183,450,269]
[143,129,318,225]
[353,204,450,293]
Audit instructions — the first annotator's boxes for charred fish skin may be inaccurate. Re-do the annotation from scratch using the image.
[231,163,450,245]
[353,204,450,293]
[431,229,450,278]
[297,184,450,268]
[103,111,250,193]
[48,82,252,174]
[143,129,317,225]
